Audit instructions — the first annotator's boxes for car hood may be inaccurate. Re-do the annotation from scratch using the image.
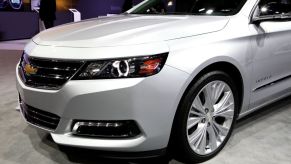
[33,15,229,48]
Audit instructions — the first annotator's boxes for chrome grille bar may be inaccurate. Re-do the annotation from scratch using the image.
[19,53,84,90]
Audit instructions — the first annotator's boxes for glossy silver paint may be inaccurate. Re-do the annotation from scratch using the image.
[16,0,291,152]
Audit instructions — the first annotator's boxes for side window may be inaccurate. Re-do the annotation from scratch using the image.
[257,0,291,16]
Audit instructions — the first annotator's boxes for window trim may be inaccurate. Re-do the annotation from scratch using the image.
[129,0,249,16]
[250,0,291,24]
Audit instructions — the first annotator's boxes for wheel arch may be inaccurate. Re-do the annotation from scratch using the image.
[178,59,245,117]
[188,62,244,112]
[168,60,245,154]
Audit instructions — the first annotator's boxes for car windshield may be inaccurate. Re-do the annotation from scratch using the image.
[129,0,247,16]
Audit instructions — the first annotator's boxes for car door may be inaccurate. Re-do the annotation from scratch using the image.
[249,0,291,108]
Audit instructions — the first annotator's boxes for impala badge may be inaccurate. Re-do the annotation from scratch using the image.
[24,64,38,76]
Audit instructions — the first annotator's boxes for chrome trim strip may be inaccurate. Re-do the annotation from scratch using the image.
[30,65,78,72]
[249,0,260,23]
[30,74,69,80]
[253,75,291,92]
[72,121,124,134]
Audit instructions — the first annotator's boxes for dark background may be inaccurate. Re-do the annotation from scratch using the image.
[0,0,143,41]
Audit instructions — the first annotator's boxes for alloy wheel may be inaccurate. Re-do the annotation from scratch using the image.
[186,80,235,155]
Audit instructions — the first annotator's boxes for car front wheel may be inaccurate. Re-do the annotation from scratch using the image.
[172,71,239,163]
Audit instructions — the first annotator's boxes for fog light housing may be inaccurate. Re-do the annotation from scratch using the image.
[72,120,141,138]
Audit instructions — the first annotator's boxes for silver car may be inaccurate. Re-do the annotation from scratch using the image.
[16,0,291,163]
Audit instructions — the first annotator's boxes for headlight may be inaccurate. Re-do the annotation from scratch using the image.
[73,53,168,80]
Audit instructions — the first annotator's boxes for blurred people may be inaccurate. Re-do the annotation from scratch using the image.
[39,0,56,29]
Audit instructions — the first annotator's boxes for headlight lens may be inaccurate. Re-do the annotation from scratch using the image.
[73,53,168,80]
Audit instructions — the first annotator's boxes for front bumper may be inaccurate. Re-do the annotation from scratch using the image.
[16,64,189,152]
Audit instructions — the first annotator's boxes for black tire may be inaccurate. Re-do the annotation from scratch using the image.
[170,71,239,163]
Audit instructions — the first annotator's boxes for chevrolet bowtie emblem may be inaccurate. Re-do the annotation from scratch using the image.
[24,64,38,76]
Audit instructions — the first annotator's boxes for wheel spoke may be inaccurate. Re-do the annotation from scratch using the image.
[192,96,206,115]
[207,125,218,151]
[212,122,222,142]
[188,125,206,146]
[203,84,215,109]
[213,121,229,137]
[190,107,205,117]
[215,109,234,119]
[187,117,201,130]
[219,91,231,107]
[195,126,207,153]
[215,91,232,112]
[213,82,225,103]
[215,101,233,115]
